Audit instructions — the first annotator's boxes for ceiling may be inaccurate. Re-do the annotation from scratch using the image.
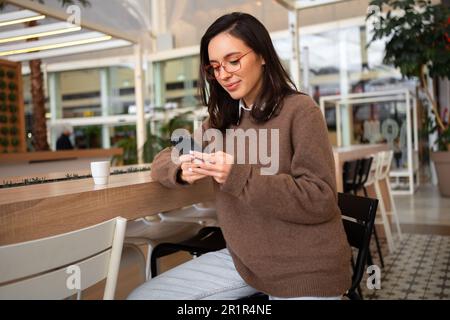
[0,0,135,62]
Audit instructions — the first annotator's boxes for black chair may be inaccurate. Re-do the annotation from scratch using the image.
[355,157,373,194]
[343,159,361,194]
[150,226,226,278]
[339,192,378,300]
[343,157,384,268]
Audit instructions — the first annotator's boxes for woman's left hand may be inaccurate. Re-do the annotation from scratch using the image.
[190,151,234,184]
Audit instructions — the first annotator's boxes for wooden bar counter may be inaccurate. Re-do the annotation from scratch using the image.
[0,148,123,179]
[0,170,215,246]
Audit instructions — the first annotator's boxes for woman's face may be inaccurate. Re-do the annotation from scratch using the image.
[208,32,265,106]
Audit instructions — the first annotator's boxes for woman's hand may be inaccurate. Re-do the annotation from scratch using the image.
[190,151,234,184]
[179,154,208,184]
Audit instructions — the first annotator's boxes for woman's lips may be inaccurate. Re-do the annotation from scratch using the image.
[224,81,241,91]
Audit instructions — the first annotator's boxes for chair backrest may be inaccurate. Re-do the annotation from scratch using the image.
[338,193,378,296]
[0,217,127,300]
[377,150,394,180]
[364,153,380,186]
[343,159,361,193]
[356,157,373,189]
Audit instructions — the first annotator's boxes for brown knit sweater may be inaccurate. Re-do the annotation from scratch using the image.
[150,93,352,297]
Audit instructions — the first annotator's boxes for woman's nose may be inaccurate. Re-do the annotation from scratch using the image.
[218,66,232,80]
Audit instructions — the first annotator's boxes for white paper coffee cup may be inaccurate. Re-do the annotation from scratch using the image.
[90,161,110,185]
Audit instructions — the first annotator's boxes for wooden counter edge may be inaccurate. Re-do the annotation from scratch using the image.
[0,148,123,164]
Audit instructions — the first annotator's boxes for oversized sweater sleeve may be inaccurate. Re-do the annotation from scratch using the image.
[150,119,210,188]
[150,146,188,188]
[220,102,339,225]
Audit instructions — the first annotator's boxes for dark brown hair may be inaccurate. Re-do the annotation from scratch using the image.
[199,12,298,131]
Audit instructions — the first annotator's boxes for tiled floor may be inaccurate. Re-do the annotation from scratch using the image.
[361,233,450,300]
[360,185,450,299]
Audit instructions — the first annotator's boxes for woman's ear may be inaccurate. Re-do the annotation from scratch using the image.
[259,54,265,66]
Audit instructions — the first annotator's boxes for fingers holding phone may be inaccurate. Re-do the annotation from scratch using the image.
[190,151,234,184]
[178,154,208,184]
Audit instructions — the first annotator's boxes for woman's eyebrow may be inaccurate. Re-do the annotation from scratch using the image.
[209,51,243,63]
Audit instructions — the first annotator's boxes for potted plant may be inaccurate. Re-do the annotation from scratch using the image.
[11,137,19,152]
[6,70,15,79]
[9,126,18,136]
[111,111,193,165]
[9,114,17,124]
[368,0,450,196]
[8,93,16,102]
[0,136,8,153]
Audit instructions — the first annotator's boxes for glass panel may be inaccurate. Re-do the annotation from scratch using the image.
[153,55,200,108]
[73,125,102,149]
[59,69,101,118]
[109,66,135,116]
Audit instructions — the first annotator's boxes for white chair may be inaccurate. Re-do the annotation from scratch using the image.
[377,150,403,241]
[0,217,127,300]
[125,203,218,280]
[364,153,396,253]
[159,202,217,225]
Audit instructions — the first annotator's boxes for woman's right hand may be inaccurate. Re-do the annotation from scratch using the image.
[178,154,208,184]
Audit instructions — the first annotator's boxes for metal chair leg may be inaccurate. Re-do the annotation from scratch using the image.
[348,290,363,300]
[372,227,385,268]
[364,186,385,268]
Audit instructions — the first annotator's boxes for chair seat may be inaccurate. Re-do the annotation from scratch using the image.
[238,292,269,300]
[152,227,225,257]
[150,227,226,278]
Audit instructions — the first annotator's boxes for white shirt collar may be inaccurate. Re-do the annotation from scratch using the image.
[238,99,252,119]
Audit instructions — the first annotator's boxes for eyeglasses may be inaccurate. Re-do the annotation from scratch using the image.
[204,50,253,79]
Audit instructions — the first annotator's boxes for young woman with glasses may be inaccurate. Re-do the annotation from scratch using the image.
[129,12,352,300]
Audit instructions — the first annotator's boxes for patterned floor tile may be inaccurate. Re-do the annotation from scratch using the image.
[360,233,450,300]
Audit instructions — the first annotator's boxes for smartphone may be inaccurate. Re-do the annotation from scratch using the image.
[171,135,203,155]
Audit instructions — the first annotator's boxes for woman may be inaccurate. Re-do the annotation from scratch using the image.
[128,12,352,300]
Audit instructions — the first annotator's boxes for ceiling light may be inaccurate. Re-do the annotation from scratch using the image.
[8,39,131,62]
[0,14,45,27]
[0,10,45,27]
[0,26,81,44]
[0,35,112,56]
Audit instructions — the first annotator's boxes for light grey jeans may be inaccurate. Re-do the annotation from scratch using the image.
[127,248,341,300]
